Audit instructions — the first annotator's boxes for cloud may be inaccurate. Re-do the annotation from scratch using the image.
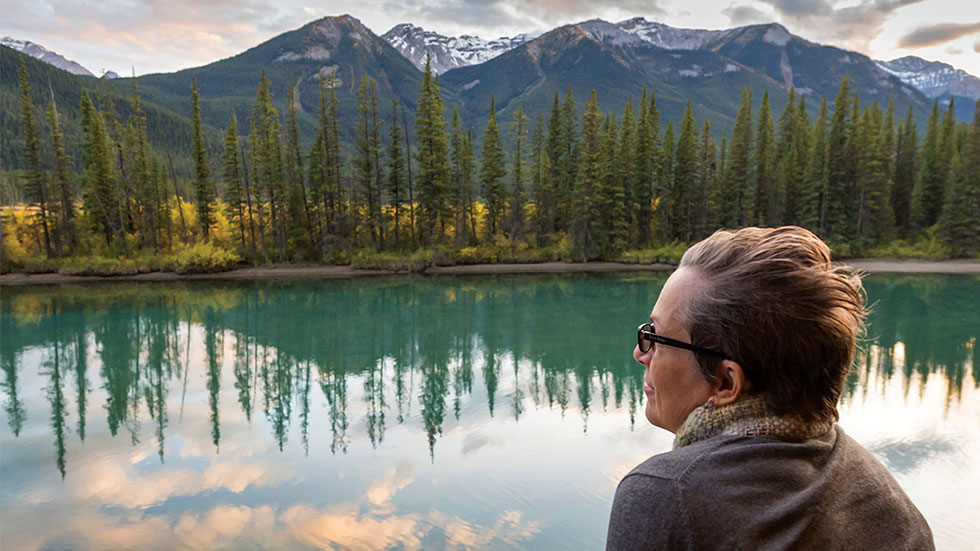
[723,0,927,54]
[381,0,666,37]
[722,3,770,26]
[897,22,980,48]
[945,46,964,55]
[975,38,980,53]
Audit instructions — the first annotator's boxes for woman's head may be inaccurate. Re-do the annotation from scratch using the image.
[677,226,866,420]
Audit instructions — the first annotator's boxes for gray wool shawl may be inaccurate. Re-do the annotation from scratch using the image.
[606,404,934,550]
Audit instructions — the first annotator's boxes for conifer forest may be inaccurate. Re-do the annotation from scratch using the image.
[3,53,980,274]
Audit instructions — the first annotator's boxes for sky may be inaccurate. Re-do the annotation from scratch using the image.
[2,0,979,77]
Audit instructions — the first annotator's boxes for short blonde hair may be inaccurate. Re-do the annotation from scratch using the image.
[679,226,865,420]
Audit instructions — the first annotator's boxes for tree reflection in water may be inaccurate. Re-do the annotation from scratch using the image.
[1,274,976,476]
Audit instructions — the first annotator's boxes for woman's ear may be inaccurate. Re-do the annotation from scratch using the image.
[710,360,749,406]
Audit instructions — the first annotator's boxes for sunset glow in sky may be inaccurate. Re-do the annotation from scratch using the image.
[2,0,979,77]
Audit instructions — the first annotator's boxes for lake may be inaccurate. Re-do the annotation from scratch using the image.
[1,273,978,550]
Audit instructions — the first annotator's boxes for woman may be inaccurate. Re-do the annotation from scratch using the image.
[606,226,934,550]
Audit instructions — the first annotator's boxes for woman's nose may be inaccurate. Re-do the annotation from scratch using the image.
[634,344,649,365]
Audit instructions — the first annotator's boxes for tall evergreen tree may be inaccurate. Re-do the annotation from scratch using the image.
[892,106,918,233]
[46,91,76,254]
[508,105,529,239]
[222,114,249,253]
[17,56,53,257]
[633,87,660,246]
[556,86,579,232]
[387,99,407,247]
[79,89,122,249]
[190,79,215,239]
[480,96,506,238]
[573,90,602,258]
[697,117,717,237]
[414,56,452,243]
[285,75,313,254]
[754,91,777,225]
[824,76,853,238]
[722,87,753,227]
[910,100,944,229]
[938,100,980,257]
[356,74,383,248]
[673,101,698,241]
[657,122,675,243]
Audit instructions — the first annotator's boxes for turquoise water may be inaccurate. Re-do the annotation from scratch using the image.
[1,273,977,550]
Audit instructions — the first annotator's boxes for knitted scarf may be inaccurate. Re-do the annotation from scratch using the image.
[673,393,834,449]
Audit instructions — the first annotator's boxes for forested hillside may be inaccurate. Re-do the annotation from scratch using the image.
[3,47,978,273]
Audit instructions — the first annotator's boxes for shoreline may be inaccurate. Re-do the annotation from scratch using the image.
[1,259,978,286]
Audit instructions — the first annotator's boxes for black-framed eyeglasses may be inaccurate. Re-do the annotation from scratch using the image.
[636,323,730,360]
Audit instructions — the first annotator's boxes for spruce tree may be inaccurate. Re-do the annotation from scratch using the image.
[508,105,529,239]
[356,74,382,247]
[911,100,943,229]
[573,90,602,258]
[222,114,248,252]
[17,56,53,257]
[414,56,452,243]
[754,91,777,225]
[723,87,753,227]
[556,86,579,232]
[190,79,215,239]
[46,93,76,254]
[285,75,313,254]
[697,117,717,237]
[938,100,980,257]
[824,76,853,239]
[597,114,626,256]
[801,95,829,232]
[892,107,917,233]
[79,89,121,248]
[530,113,551,235]
[657,122,675,243]
[387,99,406,247]
[618,97,637,242]
[480,96,506,238]
[633,87,660,246]
[673,101,698,241]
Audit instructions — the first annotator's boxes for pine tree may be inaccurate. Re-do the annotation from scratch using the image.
[508,105,529,239]
[190,79,215,239]
[356,74,382,248]
[17,56,53,257]
[673,101,698,241]
[450,105,471,246]
[414,56,452,243]
[573,90,602,258]
[79,88,122,249]
[911,100,944,229]
[938,99,980,257]
[556,86,579,232]
[618,97,637,243]
[596,114,626,256]
[754,91,777,225]
[824,76,853,239]
[722,87,753,227]
[480,96,506,238]
[285,75,313,255]
[697,117,717,237]
[801,95,829,232]
[46,92,76,254]
[386,99,406,248]
[633,87,660,246]
[222,114,249,253]
[657,122,675,243]
[530,113,551,236]
[892,106,917,233]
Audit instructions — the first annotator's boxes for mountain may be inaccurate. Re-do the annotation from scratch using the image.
[876,56,980,100]
[126,14,436,144]
[382,23,535,74]
[1,44,216,175]
[1,37,99,77]
[440,18,934,136]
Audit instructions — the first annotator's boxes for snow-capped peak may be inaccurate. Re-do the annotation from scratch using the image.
[2,36,97,77]
[876,56,980,100]
[382,24,537,73]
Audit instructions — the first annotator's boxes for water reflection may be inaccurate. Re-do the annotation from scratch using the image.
[1,275,977,477]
